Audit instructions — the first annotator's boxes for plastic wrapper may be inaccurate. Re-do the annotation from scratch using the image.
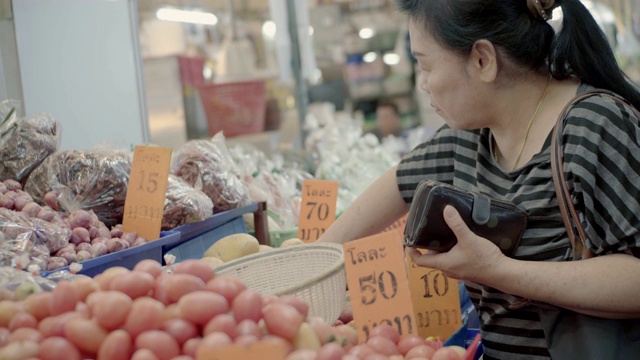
[0,208,71,270]
[305,108,401,215]
[230,144,310,229]
[0,100,61,185]
[24,149,131,228]
[162,174,214,230]
[0,266,56,301]
[171,134,249,213]
[44,268,91,283]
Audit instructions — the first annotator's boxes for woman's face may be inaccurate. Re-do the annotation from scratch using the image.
[409,20,485,129]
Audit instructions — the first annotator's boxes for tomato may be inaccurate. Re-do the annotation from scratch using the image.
[178,291,228,325]
[397,335,426,355]
[38,337,82,360]
[263,303,304,340]
[232,289,264,323]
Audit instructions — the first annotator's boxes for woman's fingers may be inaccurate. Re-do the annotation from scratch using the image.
[442,205,473,241]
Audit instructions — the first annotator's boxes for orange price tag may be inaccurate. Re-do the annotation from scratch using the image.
[344,230,418,343]
[406,251,461,340]
[196,341,286,360]
[383,213,409,233]
[297,179,339,243]
[122,146,172,241]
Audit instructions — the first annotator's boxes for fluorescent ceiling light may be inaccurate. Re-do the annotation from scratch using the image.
[156,8,218,26]
[383,53,400,65]
[363,51,377,63]
[359,27,375,39]
[262,20,276,38]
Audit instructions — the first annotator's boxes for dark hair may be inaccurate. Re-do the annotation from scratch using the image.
[377,100,400,115]
[396,0,640,109]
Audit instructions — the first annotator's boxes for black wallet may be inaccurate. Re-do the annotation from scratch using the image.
[403,180,527,256]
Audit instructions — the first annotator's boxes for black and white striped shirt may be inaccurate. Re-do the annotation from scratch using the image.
[396,84,640,359]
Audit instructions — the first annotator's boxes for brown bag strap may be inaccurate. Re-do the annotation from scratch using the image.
[551,89,640,260]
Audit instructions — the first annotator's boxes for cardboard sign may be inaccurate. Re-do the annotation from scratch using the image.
[383,213,409,233]
[196,341,286,360]
[122,146,172,241]
[344,230,418,343]
[297,179,339,243]
[406,250,461,340]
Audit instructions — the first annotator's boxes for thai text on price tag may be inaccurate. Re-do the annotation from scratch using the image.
[297,179,339,243]
[122,145,172,241]
[344,230,418,343]
[406,250,461,340]
[196,341,286,360]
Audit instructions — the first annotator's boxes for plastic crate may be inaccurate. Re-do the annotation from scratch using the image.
[41,231,181,278]
[165,203,258,262]
[197,80,266,137]
[177,55,206,86]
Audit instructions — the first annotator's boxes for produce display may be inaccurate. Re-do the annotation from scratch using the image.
[0,99,480,359]
[25,150,132,228]
[0,260,472,360]
[0,179,149,272]
[0,101,61,186]
[171,135,249,214]
[162,175,213,230]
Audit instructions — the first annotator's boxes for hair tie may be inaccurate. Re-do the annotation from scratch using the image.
[527,0,554,21]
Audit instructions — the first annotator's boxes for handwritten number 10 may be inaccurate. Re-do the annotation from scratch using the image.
[421,270,450,298]
[137,171,159,193]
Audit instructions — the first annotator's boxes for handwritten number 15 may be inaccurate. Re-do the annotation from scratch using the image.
[138,171,159,193]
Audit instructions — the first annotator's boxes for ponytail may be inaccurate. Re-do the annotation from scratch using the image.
[550,0,640,109]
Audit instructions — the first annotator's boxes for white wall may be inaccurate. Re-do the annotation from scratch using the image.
[12,0,149,151]
[0,9,23,105]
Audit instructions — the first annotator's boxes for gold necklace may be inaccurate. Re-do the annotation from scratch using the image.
[495,76,552,170]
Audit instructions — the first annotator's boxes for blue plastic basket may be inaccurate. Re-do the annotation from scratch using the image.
[41,230,181,278]
[164,203,258,262]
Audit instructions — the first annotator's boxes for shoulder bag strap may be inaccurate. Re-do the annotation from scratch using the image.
[551,89,640,260]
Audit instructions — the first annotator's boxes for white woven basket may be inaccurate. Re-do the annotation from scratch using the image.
[215,243,346,324]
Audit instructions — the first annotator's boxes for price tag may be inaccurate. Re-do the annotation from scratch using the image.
[406,250,461,340]
[383,213,409,233]
[297,179,339,243]
[344,230,418,343]
[196,341,286,360]
[122,145,172,241]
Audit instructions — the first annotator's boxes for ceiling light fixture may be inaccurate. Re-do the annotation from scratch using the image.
[156,8,218,26]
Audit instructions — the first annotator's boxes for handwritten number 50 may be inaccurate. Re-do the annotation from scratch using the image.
[359,271,398,305]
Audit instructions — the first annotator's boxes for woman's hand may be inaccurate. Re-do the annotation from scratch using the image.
[406,205,507,283]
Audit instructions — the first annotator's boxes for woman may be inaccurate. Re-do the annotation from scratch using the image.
[318,0,640,358]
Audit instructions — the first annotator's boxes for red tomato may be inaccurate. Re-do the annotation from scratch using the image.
[97,330,132,360]
[367,335,400,356]
[370,324,400,344]
[135,330,181,360]
[173,260,215,283]
[206,276,247,304]
[406,344,437,359]
[232,289,264,322]
[162,319,199,346]
[38,337,82,360]
[263,303,304,340]
[203,313,237,338]
[178,291,229,325]
[397,335,426,355]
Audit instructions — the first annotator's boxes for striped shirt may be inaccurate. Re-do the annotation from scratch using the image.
[396,83,640,359]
